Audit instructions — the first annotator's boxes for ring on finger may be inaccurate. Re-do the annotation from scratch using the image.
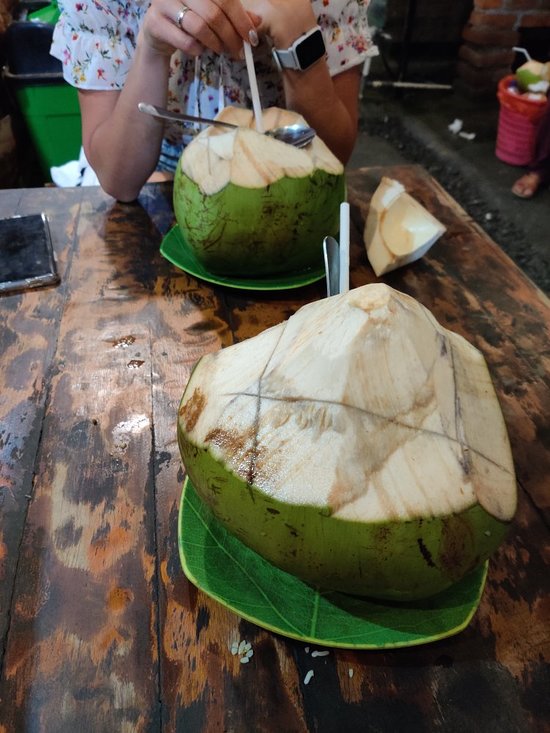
[175,5,189,30]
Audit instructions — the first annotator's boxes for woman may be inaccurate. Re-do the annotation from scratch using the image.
[51,0,374,201]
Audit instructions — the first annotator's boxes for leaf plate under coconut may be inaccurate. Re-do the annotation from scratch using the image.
[178,477,488,649]
[160,225,325,291]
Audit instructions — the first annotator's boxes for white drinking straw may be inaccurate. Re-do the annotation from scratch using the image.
[512,46,532,62]
[243,41,264,133]
[339,202,350,294]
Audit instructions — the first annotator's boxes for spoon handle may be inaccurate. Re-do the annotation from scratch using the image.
[138,102,238,130]
[323,236,340,297]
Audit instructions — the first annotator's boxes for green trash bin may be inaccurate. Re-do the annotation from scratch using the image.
[27,0,61,24]
[3,18,82,180]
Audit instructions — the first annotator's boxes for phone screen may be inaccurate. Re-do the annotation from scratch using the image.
[0,214,60,295]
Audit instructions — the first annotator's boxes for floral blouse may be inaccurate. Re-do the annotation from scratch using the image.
[51,0,374,168]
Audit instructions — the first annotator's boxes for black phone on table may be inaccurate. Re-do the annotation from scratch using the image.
[0,213,60,295]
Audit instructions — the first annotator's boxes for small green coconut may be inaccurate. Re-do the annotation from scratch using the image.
[177,284,516,601]
[173,106,345,277]
[516,60,550,92]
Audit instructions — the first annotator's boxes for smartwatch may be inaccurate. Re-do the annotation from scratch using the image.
[272,26,327,72]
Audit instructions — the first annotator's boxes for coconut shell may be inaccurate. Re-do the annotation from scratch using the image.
[177,284,517,600]
[172,107,345,277]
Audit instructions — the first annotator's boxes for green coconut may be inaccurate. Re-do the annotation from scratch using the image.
[173,106,345,277]
[516,60,550,92]
[177,284,517,601]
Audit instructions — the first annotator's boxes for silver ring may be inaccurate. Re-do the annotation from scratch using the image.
[175,5,189,30]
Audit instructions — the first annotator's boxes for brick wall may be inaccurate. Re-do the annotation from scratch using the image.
[457,0,550,95]
[383,0,473,45]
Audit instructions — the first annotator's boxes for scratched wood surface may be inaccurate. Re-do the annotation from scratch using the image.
[0,167,548,733]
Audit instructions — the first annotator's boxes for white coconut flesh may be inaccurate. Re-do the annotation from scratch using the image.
[364,177,446,276]
[178,284,517,599]
[180,107,343,196]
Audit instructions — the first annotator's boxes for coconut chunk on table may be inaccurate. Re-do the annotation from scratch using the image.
[364,177,446,276]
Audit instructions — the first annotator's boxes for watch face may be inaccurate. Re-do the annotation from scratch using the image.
[295,29,326,70]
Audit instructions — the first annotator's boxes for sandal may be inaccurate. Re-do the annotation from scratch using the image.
[511,172,542,199]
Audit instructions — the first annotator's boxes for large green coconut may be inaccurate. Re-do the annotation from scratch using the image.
[173,106,345,277]
[177,284,516,601]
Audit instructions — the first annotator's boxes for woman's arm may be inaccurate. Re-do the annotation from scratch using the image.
[247,0,365,164]
[79,0,260,202]
[280,63,362,165]
[78,44,171,203]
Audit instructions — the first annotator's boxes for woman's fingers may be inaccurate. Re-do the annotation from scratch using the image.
[174,5,225,54]
[142,0,260,59]
[141,0,205,56]
[183,0,258,57]
[241,0,315,47]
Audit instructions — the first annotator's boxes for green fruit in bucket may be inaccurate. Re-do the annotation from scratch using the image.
[177,284,517,601]
[516,60,550,91]
[173,106,345,277]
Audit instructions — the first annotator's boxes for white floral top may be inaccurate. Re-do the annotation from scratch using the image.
[51,0,374,169]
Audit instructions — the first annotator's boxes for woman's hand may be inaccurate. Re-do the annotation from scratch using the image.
[140,0,261,60]
[242,0,316,49]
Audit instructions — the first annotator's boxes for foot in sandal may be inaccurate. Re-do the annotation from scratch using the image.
[511,171,542,199]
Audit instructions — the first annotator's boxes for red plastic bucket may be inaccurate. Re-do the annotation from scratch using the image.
[495,75,546,166]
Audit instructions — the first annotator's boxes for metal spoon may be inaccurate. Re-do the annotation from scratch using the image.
[138,103,316,148]
[323,235,340,297]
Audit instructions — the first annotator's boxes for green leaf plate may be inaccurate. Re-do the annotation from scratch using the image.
[178,478,488,649]
[160,225,325,291]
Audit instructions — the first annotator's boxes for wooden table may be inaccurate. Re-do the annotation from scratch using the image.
[0,167,548,732]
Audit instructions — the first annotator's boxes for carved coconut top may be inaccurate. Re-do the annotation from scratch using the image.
[179,284,517,523]
[180,106,343,195]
